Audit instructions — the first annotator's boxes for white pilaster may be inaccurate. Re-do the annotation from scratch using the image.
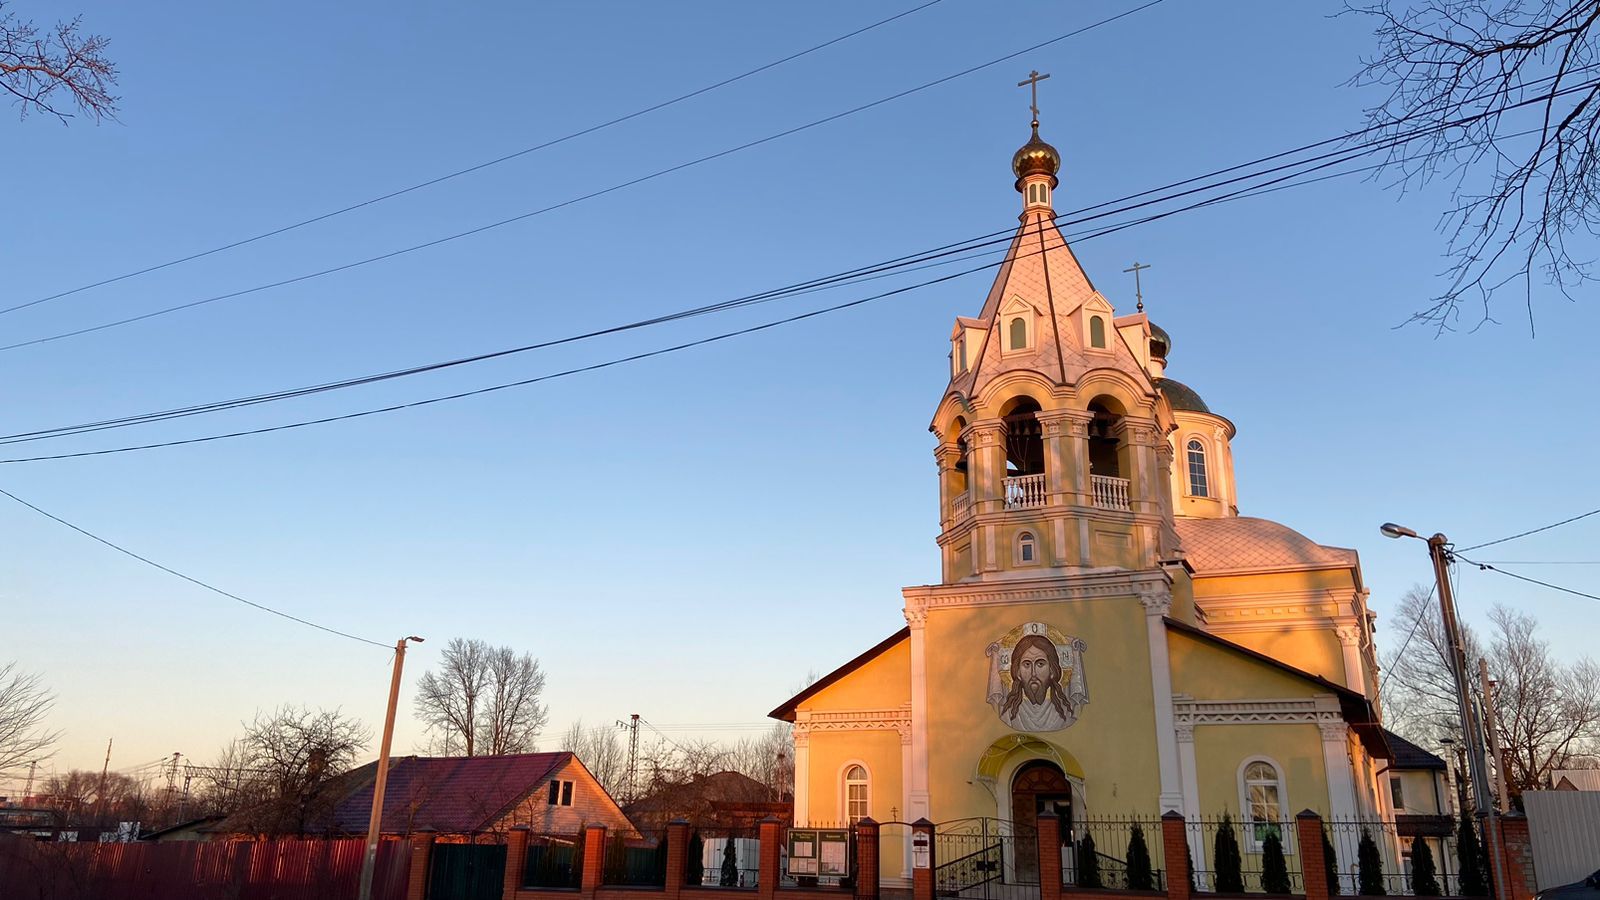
[1175,716,1204,874]
[905,602,931,822]
[1320,721,1359,821]
[793,720,811,824]
[1140,585,1184,813]
[1335,626,1366,694]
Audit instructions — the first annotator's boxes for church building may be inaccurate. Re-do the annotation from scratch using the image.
[769,103,1397,882]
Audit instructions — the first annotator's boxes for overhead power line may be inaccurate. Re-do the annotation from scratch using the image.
[0,107,1578,464]
[0,485,391,648]
[0,105,1575,458]
[0,0,949,318]
[1457,507,1600,552]
[1457,554,1600,605]
[0,0,1167,353]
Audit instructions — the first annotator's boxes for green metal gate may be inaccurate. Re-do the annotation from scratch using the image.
[428,843,507,900]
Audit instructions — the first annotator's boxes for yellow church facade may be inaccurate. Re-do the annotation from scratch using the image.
[770,115,1396,882]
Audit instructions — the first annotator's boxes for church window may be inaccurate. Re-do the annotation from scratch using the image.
[844,765,869,824]
[1018,531,1036,563]
[1089,315,1107,349]
[1186,439,1209,497]
[1009,316,1028,350]
[1239,759,1287,851]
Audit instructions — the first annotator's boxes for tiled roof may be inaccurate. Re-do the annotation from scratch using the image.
[1175,517,1357,574]
[328,752,569,834]
[1384,730,1446,770]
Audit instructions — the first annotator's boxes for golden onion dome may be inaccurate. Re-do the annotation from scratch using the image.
[1012,122,1061,190]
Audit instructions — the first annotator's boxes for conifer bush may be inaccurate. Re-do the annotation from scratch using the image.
[1261,831,1291,894]
[686,832,704,886]
[1126,823,1155,891]
[1456,812,1487,897]
[1410,837,1441,896]
[1214,812,1245,893]
[1357,827,1386,896]
[1323,828,1341,896]
[1078,832,1103,888]
[720,837,739,887]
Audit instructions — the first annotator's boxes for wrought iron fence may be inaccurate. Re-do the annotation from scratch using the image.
[1323,818,1463,897]
[935,818,1037,899]
[523,833,584,890]
[1064,815,1169,891]
[1184,815,1304,894]
[602,831,667,887]
[689,826,760,888]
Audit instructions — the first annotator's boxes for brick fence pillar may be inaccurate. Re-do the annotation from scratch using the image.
[1038,815,1063,900]
[1297,810,1328,900]
[1161,812,1190,900]
[406,829,436,900]
[912,819,935,900]
[759,817,783,900]
[582,824,607,898]
[504,826,529,898]
[665,819,689,900]
[1485,814,1536,900]
[856,818,880,900]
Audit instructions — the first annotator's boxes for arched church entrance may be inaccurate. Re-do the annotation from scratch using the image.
[1010,760,1071,883]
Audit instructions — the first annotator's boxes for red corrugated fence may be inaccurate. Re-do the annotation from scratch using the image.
[0,835,411,900]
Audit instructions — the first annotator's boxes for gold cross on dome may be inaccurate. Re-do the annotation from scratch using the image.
[1017,70,1051,123]
[1123,261,1151,312]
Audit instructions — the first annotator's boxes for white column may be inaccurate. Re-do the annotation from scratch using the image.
[1320,720,1359,821]
[901,723,915,878]
[1335,626,1366,694]
[1176,718,1205,882]
[906,603,931,822]
[1140,585,1185,813]
[793,721,811,825]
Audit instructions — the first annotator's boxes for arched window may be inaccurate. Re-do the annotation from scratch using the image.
[1239,759,1288,852]
[1089,315,1106,349]
[1018,531,1036,564]
[1009,316,1028,350]
[1186,439,1209,498]
[844,765,869,824]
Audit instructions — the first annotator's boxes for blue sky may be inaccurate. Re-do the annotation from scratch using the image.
[4,0,1597,782]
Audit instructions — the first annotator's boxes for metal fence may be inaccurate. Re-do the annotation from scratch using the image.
[602,832,667,887]
[1066,816,1169,891]
[1323,819,1467,897]
[935,818,1037,900]
[522,832,584,890]
[1185,815,1304,894]
[690,826,760,888]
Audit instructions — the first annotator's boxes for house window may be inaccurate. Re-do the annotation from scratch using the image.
[549,779,574,806]
[1018,531,1036,563]
[1390,776,1405,810]
[1089,315,1106,349]
[844,765,869,824]
[1009,317,1028,350]
[1240,759,1287,851]
[1186,439,1209,498]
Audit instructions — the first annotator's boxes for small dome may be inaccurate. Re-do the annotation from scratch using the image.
[1154,377,1209,414]
[1148,322,1171,360]
[1012,124,1061,189]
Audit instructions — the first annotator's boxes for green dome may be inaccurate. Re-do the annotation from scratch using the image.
[1149,322,1171,360]
[1154,377,1209,414]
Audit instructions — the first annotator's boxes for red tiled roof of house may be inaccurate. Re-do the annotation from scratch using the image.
[329,752,570,834]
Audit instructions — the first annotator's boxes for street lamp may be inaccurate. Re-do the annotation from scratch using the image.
[358,635,425,900]
[1379,523,1492,814]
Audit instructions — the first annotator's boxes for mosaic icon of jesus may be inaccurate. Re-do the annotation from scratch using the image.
[998,634,1073,731]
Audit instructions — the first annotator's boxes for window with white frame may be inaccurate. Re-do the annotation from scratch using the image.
[1089,315,1107,349]
[844,765,869,824]
[1240,760,1287,851]
[1186,439,1210,498]
[548,779,574,806]
[1018,531,1036,564]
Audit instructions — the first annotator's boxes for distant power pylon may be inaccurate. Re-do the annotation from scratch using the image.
[616,714,640,804]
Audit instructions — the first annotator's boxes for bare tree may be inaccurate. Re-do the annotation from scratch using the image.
[1381,588,1600,800]
[0,661,60,775]
[414,638,548,757]
[1352,0,1600,330]
[560,719,627,796]
[0,2,117,122]
[222,704,370,835]
[39,769,156,827]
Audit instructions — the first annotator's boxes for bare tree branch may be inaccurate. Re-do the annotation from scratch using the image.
[0,2,118,123]
[413,638,548,757]
[0,660,60,775]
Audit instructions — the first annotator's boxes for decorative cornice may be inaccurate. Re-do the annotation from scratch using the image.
[795,707,913,739]
[904,569,1171,614]
[1171,694,1345,729]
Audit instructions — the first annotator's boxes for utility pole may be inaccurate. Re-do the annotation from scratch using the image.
[22,761,36,802]
[618,714,640,805]
[358,636,424,900]
[96,738,113,821]
[1478,658,1509,812]
[1422,533,1494,814]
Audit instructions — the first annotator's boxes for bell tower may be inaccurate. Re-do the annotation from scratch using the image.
[930,87,1179,584]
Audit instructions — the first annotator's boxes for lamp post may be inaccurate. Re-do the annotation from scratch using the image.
[358,635,424,900]
[1378,524,1492,814]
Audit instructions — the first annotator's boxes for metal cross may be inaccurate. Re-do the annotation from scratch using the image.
[1123,261,1151,312]
[1017,70,1051,123]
